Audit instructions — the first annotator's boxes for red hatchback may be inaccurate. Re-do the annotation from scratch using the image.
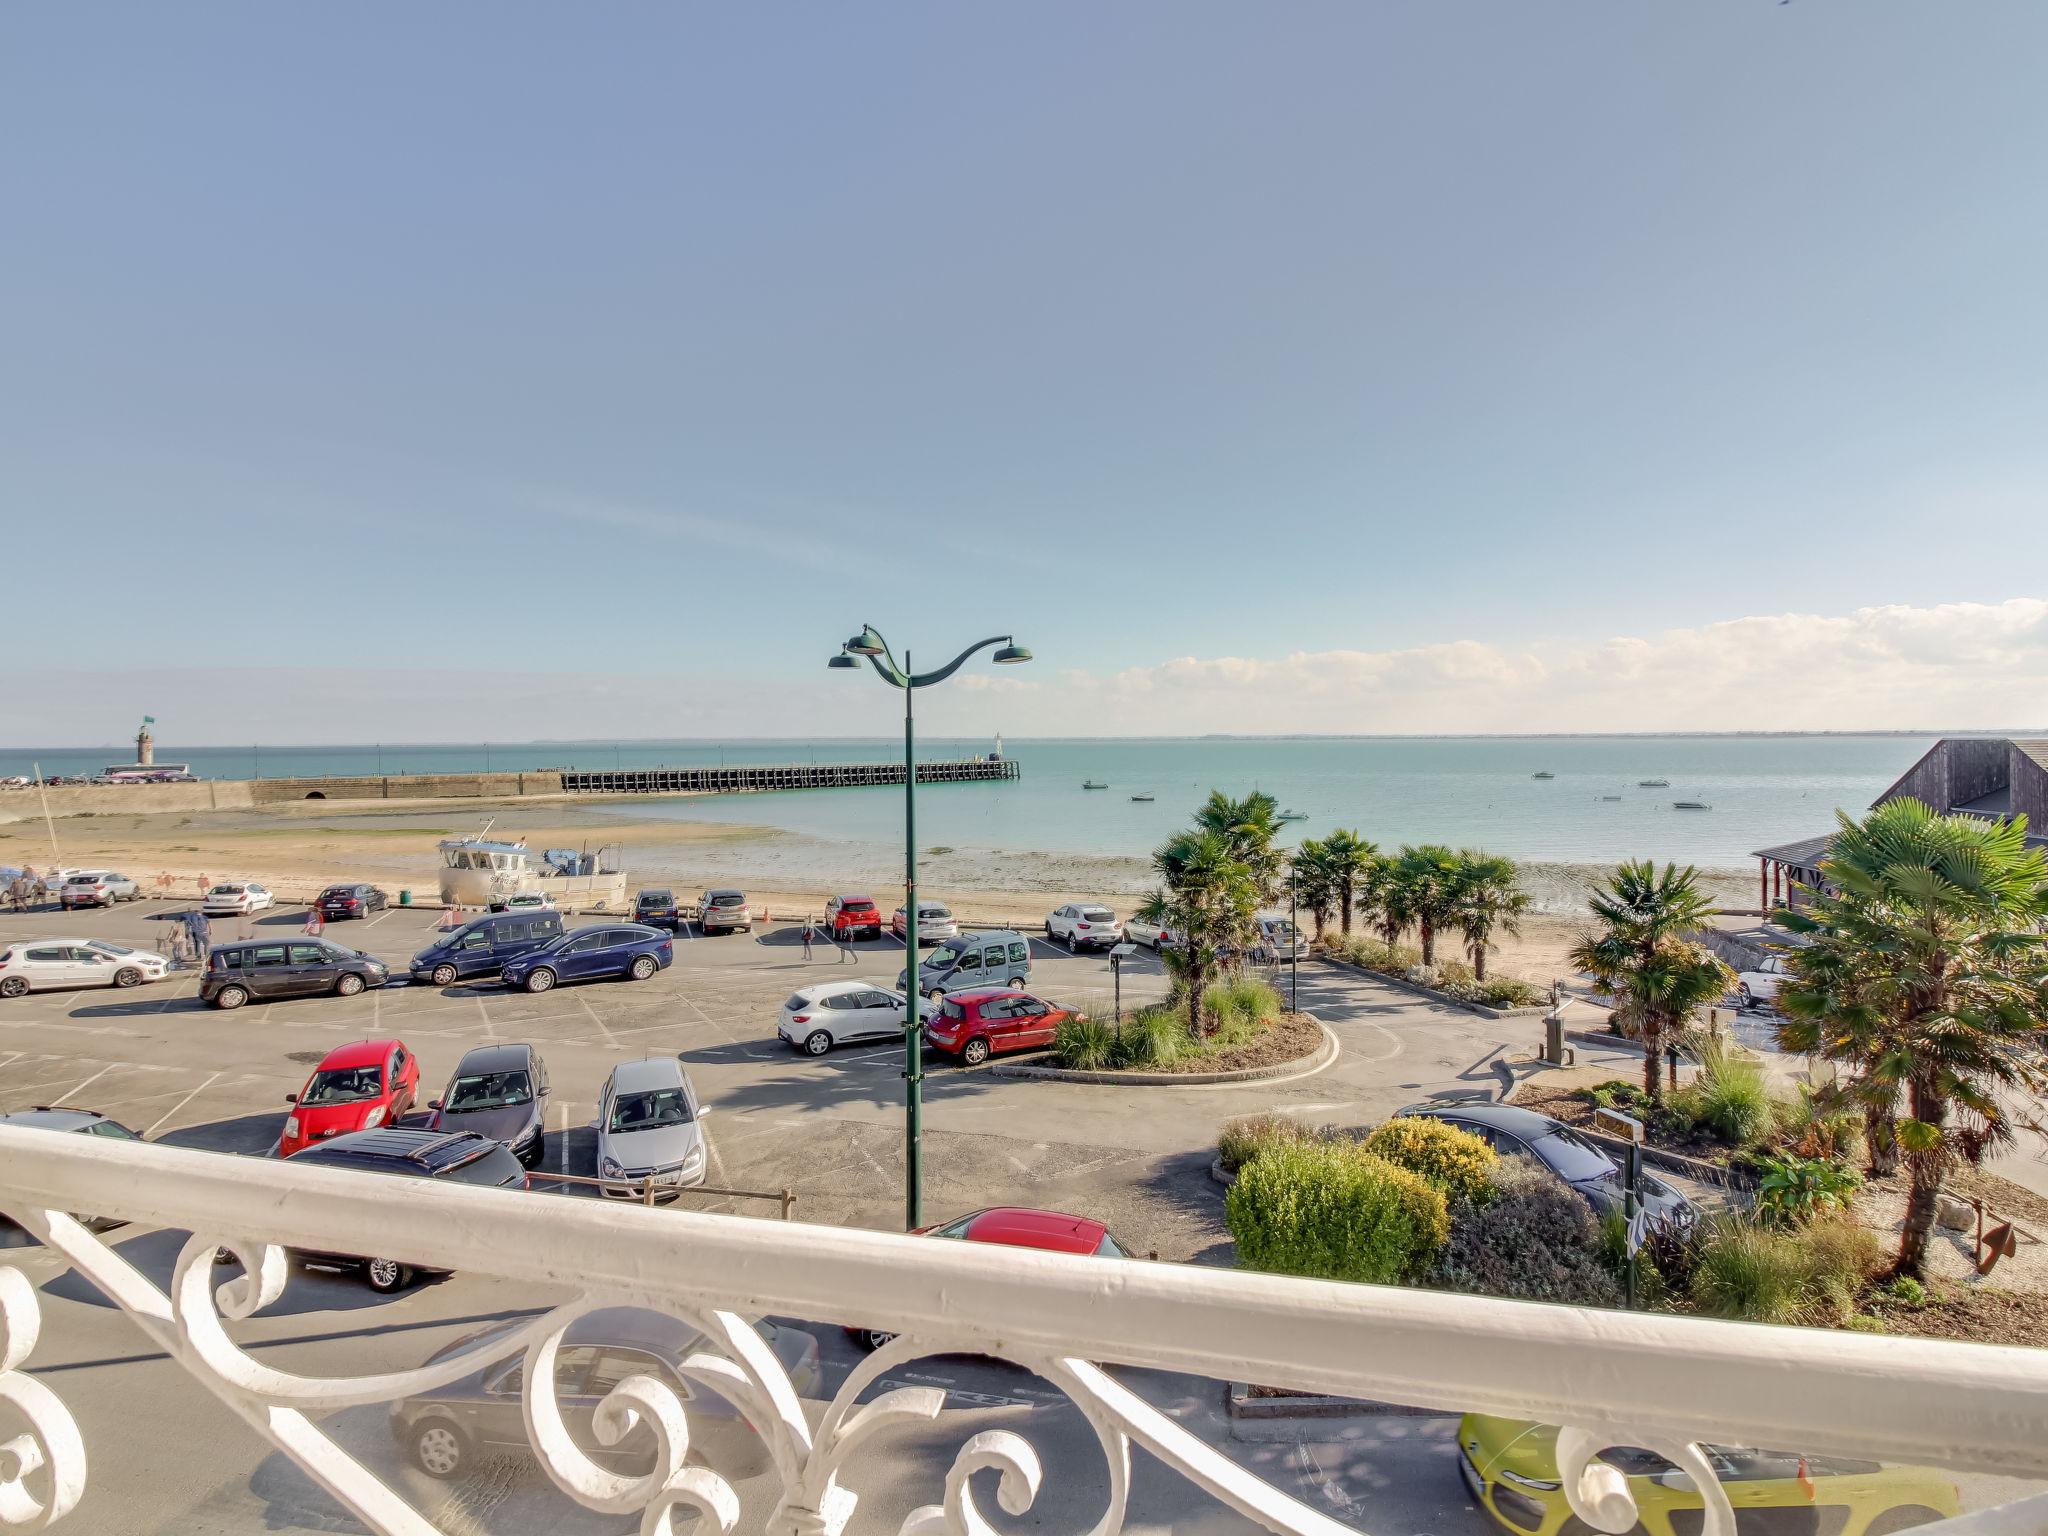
[826,894,883,941]
[850,1206,1133,1349]
[922,987,1075,1066]
[281,1038,421,1157]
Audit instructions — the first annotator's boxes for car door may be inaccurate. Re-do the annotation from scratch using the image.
[62,946,115,987]
[240,944,293,997]
[288,942,340,996]
[556,932,606,980]
[1005,940,1030,982]
[247,883,270,909]
[389,1045,417,1117]
[580,1349,680,1467]
[472,1346,601,1449]
[851,989,905,1042]
[1014,996,1059,1047]
[446,925,494,978]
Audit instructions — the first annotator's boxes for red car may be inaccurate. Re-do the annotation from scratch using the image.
[280,1038,421,1157]
[851,1207,1134,1349]
[921,987,1075,1066]
[826,894,883,941]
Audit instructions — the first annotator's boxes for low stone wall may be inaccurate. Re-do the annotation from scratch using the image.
[0,771,569,820]
[0,780,256,819]
[249,771,565,803]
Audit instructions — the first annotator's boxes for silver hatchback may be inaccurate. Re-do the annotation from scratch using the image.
[595,1056,707,1200]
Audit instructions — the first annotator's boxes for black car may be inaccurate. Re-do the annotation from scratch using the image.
[0,1106,143,1231]
[201,940,390,1009]
[426,1043,550,1168]
[390,1306,821,1481]
[1395,1101,1698,1233]
[283,1128,526,1292]
[317,883,390,920]
[634,889,682,931]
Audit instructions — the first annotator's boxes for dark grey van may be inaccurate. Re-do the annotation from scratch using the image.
[411,910,565,987]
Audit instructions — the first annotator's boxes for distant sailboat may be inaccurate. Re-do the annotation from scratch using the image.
[1277,809,1308,821]
[1130,793,1154,802]
[1600,794,1623,801]
[1082,780,1108,790]
[1532,771,1556,780]
[1638,778,1670,788]
[1673,801,1712,811]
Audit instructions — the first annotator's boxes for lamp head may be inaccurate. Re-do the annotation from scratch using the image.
[992,642,1032,665]
[846,626,887,657]
[827,652,860,670]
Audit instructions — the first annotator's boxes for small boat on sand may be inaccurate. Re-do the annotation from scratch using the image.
[1082,780,1108,790]
[1600,795,1623,801]
[1130,793,1154,802]
[1277,809,1308,821]
[1532,771,1555,780]
[1639,778,1670,788]
[1673,801,1712,811]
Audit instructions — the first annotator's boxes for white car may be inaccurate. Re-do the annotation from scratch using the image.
[202,882,274,916]
[889,902,959,942]
[0,939,173,997]
[778,981,931,1056]
[1736,955,1791,1010]
[1046,903,1124,951]
[595,1056,707,1200]
[60,871,140,908]
[1123,914,1178,951]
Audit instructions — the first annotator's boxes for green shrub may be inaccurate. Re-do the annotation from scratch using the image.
[1689,1212,1880,1324]
[1321,935,1424,974]
[1882,1274,1927,1308]
[1226,1140,1449,1285]
[1674,1040,1776,1145]
[1364,1117,1499,1207]
[1053,1014,1119,1071]
[1780,1084,1863,1162]
[1204,976,1283,1038]
[1753,1153,1861,1228]
[1119,1006,1187,1067]
[1578,1079,1650,1113]
[1433,1159,1620,1306]
[1845,1313,1887,1334]
[1217,1114,1308,1174]
[1475,977,1545,1008]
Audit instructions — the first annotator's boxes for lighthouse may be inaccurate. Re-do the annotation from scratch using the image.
[136,720,155,768]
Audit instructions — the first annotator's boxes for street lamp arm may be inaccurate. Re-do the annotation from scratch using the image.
[860,651,911,689]
[907,637,1015,689]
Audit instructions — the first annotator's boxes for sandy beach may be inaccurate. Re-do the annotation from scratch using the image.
[0,795,1759,987]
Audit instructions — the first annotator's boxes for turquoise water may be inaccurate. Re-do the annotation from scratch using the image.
[2,735,1925,871]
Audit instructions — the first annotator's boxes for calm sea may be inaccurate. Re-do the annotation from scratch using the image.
[1,735,1927,873]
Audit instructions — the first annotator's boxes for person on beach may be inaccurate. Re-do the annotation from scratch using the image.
[196,872,209,900]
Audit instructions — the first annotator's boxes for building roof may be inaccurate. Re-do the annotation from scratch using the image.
[1752,833,1838,866]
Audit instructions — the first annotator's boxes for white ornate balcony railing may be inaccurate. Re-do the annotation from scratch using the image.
[2,1125,2046,1536]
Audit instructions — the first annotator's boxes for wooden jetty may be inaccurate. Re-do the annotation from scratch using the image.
[560,759,1019,795]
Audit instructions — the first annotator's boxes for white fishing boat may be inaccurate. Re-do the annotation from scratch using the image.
[436,822,626,912]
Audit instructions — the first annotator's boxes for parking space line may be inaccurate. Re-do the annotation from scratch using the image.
[0,1050,22,1073]
[140,1071,221,1137]
[360,909,393,930]
[472,997,497,1042]
[47,1063,118,1104]
[572,994,617,1047]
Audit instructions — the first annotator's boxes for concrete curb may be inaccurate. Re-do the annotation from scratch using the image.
[988,1019,1338,1087]
[1209,1156,1238,1189]
[1311,955,1547,1020]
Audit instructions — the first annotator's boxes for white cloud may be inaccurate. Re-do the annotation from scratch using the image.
[3,599,2042,746]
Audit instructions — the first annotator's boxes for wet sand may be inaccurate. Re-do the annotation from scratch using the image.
[0,795,1758,986]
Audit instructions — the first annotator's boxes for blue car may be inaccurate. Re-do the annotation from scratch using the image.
[412,910,565,987]
[499,924,673,994]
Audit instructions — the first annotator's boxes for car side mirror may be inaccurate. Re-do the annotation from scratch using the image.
[427,1099,443,1111]
[537,1085,551,1097]
[285,1093,298,1104]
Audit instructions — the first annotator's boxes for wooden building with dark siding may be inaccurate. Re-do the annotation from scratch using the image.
[1752,737,2048,912]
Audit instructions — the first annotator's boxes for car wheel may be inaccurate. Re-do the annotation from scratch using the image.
[962,1036,990,1067]
[854,1328,897,1352]
[335,972,366,997]
[0,976,27,999]
[1738,983,1754,1009]
[214,984,249,1010]
[113,967,143,988]
[629,955,657,981]
[1068,932,1078,953]
[1007,975,1025,988]
[1044,922,1054,939]
[430,963,458,987]
[1862,1510,1946,1536]
[409,1417,471,1480]
[926,985,946,1003]
[525,967,557,993]
[364,1257,412,1294]
[804,1030,832,1056]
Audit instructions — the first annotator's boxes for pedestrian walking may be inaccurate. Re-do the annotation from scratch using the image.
[196,872,210,900]
[303,904,325,936]
[801,921,814,960]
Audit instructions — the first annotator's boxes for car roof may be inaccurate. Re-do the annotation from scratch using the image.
[314,1038,402,1070]
[6,936,101,949]
[834,893,875,903]
[947,928,1020,941]
[1404,1102,1564,1138]
[0,1106,106,1132]
[794,979,892,1000]
[958,1207,1107,1254]
[609,1055,687,1093]
[289,1127,500,1173]
[948,987,1031,1006]
[637,889,674,898]
[705,887,744,897]
[451,1042,536,1075]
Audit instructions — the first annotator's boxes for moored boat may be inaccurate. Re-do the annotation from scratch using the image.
[437,823,627,912]
[1082,780,1108,790]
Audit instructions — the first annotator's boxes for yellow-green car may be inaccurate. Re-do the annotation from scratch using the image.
[1458,1414,1960,1536]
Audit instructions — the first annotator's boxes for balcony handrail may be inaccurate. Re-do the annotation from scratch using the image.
[2,1126,2045,1485]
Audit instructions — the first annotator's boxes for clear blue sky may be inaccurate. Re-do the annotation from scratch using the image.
[4,4,2045,741]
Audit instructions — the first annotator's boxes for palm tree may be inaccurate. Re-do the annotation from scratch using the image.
[1774,799,2048,1278]
[1148,827,1260,1036]
[1452,851,1528,982]
[1193,790,1286,902]
[1290,839,1339,941]
[1318,828,1376,936]
[1391,844,1464,967]
[1569,860,1729,1104]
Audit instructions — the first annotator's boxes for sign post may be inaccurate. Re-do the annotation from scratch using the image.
[1109,942,1137,1043]
[1596,1108,1647,1309]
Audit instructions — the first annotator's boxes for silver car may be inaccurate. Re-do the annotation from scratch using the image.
[595,1056,707,1200]
[60,871,140,908]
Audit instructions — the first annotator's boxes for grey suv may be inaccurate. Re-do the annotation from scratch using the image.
[698,888,751,933]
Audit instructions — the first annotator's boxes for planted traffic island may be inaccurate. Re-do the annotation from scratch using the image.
[989,978,1336,1085]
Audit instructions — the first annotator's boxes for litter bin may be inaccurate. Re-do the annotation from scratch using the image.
[398,889,412,906]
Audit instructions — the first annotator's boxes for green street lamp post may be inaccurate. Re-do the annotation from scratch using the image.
[830,625,1031,1230]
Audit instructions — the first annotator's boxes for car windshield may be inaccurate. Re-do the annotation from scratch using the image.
[320,887,348,898]
[930,942,969,967]
[784,992,813,1011]
[86,942,140,958]
[638,893,672,906]
[1531,1126,1617,1183]
[609,1088,692,1132]
[211,885,242,895]
[1080,907,1114,922]
[66,876,97,885]
[710,894,743,907]
[301,1066,382,1105]
[447,1070,532,1111]
[843,900,874,912]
